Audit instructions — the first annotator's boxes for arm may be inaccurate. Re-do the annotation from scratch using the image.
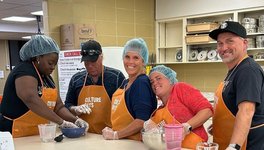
[15,76,63,124]
[116,76,156,138]
[187,108,213,129]
[176,83,213,128]
[117,119,144,139]
[229,101,255,147]
[54,97,78,123]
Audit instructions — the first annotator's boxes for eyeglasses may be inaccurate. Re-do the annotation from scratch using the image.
[81,49,101,56]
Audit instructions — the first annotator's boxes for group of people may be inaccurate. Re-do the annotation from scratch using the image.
[0,20,263,150]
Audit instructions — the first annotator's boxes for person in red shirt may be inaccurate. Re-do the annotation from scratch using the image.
[145,65,213,149]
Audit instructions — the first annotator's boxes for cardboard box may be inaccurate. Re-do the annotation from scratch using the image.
[187,23,219,33]
[185,34,213,44]
[60,24,96,50]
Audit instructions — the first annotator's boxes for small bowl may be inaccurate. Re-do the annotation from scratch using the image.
[141,128,166,150]
[60,127,86,138]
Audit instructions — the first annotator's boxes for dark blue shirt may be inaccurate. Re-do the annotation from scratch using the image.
[222,57,264,149]
[121,74,157,121]
[64,66,125,109]
[222,57,264,126]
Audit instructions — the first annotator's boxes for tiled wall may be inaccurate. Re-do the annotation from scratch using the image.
[0,0,255,95]
[42,0,155,84]
[43,0,155,52]
[166,61,264,92]
[166,63,227,92]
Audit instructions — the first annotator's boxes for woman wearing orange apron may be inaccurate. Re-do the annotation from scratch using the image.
[0,35,88,137]
[209,21,264,150]
[102,38,157,140]
[145,65,213,149]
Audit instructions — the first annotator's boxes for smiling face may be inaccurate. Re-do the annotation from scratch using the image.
[123,51,144,78]
[216,32,248,69]
[37,52,58,75]
[149,72,173,102]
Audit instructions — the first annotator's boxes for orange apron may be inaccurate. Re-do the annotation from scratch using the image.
[111,88,141,141]
[151,103,204,149]
[213,56,249,150]
[77,68,111,134]
[213,82,247,150]
[7,62,57,138]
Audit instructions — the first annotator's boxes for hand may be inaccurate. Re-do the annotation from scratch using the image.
[71,104,92,116]
[59,120,79,128]
[75,118,89,133]
[143,119,158,132]
[182,122,191,138]
[102,127,118,140]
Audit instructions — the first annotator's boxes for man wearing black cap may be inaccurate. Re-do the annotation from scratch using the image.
[209,21,264,150]
[64,40,125,134]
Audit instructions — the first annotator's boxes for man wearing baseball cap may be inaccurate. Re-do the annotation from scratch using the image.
[209,21,264,150]
[64,40,125,134]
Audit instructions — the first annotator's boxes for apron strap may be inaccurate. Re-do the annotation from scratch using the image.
[250,123,264,129]
[2,115,13,121]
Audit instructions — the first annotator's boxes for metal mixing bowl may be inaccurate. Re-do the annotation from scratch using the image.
[141,128,166,150]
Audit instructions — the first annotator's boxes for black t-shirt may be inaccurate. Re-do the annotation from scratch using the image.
[222,57,264,126]
[0,61,55,119]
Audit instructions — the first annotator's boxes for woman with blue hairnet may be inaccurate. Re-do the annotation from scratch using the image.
[0,35,88,138]
[144,65,213,149]
[102,38,157,140]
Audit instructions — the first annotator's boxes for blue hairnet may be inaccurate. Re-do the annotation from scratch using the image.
[122,38,149,65]
[149,65,178,84]
[20,34,60,61]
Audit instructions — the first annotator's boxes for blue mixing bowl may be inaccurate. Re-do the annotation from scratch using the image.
[61,127,86,138]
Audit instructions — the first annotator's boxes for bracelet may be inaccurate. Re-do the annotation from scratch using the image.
[228,144,241,150]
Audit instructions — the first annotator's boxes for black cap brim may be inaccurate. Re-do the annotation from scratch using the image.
[209,29,241,40]
[209,29,227,40]
[209,21,247,40]
[81,54,99,62]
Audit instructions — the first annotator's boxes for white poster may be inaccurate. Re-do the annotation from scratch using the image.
[0,70,4,79]
[57,47,126,102]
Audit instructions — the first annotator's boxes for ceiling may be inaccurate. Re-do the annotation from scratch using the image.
[0,0,43,40]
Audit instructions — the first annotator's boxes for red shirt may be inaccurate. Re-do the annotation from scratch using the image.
[168,82,213,141]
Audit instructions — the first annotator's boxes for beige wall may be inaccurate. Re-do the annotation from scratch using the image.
[0,40,10,95]
[43,0,155,51]
[167,63,226,92]
[1,1,263,95]
[43,0,155,85]
[167,61,264,92]
[42,0,264,92]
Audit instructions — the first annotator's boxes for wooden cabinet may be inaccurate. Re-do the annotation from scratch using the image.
[155,7,264,64]
[156,19,184,63]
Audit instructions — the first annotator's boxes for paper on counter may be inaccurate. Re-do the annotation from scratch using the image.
[0,132,15,150]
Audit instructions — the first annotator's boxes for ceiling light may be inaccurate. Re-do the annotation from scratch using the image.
[31,11,43,16]
[2,16,36,22]
[22,36,31,39]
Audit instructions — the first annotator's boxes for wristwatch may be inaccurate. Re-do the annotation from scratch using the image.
[187,124,192,131]
[229,144,241,150]
[182,123,192,134]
